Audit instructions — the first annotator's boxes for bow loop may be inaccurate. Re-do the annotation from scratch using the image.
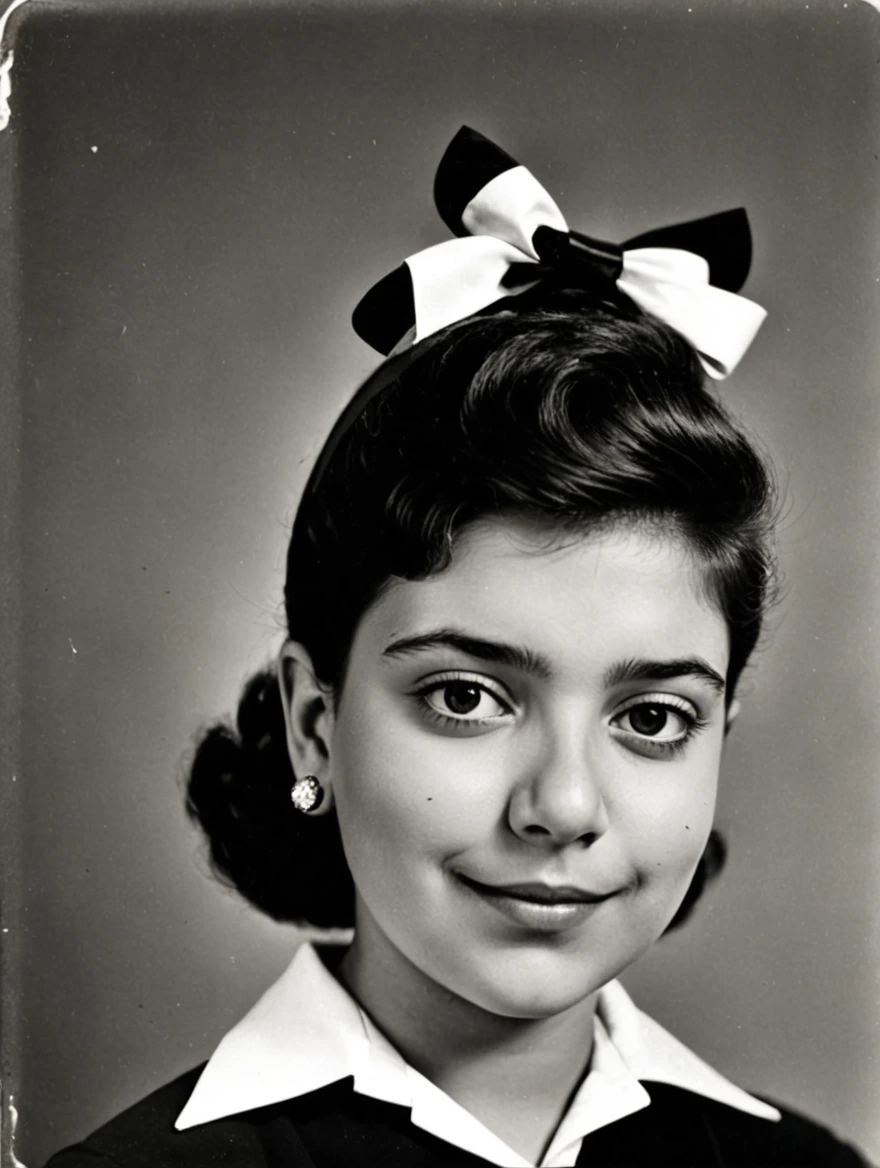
[353,127,766,378]
[623,208,753,293]
[434,125,525,237]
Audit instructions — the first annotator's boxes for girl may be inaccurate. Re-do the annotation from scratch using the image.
[46,128,871,1168]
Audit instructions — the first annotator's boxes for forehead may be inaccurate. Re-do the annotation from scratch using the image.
[363,515,730,679]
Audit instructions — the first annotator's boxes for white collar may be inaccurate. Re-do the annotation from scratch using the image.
[176,942,780,1168]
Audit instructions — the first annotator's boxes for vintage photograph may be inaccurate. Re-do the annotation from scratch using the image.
[1,1,878,1165]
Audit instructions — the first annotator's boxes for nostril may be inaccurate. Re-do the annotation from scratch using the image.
[524,824,551,836]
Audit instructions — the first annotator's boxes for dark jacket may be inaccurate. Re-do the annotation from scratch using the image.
[46,1064,872,1168]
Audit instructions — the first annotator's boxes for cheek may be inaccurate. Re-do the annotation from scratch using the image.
[329,690,502,879]
[623,746,721,894]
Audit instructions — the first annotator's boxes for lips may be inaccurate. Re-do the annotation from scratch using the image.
[457,875,616,905]
[454,872,619,932]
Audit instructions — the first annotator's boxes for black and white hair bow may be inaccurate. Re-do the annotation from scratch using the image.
[353,126,766,379]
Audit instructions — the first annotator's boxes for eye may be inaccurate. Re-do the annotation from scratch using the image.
[614,702,691,742]
[419,677,511,723]
[610,692,704,749]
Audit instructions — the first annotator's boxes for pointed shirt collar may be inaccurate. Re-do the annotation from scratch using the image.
[176,942,780,1168]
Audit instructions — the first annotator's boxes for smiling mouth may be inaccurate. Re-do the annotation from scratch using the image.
[455,874,617,905]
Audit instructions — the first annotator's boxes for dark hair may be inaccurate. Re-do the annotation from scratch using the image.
[186,287,776,933]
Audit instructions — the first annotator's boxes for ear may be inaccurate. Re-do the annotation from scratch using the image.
[724,697,741,737]
[277,641,336,814]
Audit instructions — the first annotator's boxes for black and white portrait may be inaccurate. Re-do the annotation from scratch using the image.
[1,2,878,1165]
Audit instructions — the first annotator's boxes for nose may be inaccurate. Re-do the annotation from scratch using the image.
[507,722,610,848]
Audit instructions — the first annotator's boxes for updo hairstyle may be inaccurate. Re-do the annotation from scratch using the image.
[186,286,776,932]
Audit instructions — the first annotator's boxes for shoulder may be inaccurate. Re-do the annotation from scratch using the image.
[629,1082,874,1167]
[719,1095,873,1168]
[42,1065,313,1168]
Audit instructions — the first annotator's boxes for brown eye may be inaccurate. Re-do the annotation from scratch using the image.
[444,682,482,715]
[627,704,668,736]
[420,678,511,723]
[613,700,692,743]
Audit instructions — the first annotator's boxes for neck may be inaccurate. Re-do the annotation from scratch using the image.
[336,904,597,1164]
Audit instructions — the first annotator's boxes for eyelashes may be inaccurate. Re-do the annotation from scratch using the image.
[609,692,709,758]
[412,675,710,756]
[414,672,513,727]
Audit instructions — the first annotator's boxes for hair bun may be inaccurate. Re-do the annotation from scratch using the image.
[185,668,354,926]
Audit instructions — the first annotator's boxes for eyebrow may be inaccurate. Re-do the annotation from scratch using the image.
[382,632,725,694]
[604,657,726,695]
[381,629,553,679]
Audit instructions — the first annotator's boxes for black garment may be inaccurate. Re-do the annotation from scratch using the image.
[46,1065,872,1168]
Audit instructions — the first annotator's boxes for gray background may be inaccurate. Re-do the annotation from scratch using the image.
[2,0,879,1164]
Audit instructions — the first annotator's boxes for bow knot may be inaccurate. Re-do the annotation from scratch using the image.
[353,126,766,379]
[504,226,624,288]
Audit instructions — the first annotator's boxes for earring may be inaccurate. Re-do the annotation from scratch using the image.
[290,774,324,814]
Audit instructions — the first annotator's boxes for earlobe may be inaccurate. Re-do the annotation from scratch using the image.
[724,697,742,736]
[277,641,336,815]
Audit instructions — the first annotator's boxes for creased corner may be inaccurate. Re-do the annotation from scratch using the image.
[0,0,33,132]
[3,1087,28,1168]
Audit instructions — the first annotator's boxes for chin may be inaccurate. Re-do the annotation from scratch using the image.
[439,938,646,1020]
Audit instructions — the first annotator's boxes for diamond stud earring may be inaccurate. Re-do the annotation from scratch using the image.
[290,775,324,814]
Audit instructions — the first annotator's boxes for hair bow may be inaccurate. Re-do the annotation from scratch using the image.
[353,126,766,379]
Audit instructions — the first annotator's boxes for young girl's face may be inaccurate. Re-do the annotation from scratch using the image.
[326,515,731,1019]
